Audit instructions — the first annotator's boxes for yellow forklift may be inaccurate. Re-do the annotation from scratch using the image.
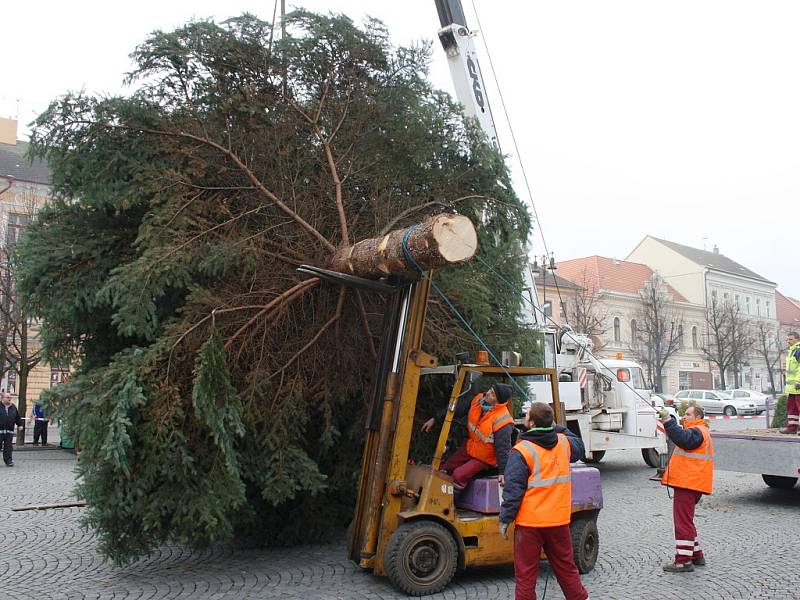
[299,265,603,596]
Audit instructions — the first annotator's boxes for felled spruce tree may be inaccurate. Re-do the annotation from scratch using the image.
[18,10,534,563]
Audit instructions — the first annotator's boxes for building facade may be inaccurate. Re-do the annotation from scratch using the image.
[628,236,778,392]
[0,117,66,417]
[555,256,708,394]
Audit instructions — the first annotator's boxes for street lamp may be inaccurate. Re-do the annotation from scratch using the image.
[532,253,556,320]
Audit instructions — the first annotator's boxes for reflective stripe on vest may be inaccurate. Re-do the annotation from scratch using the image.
[662,421,714,494]
[518,437,572,488]
[513,434,572,527]
[467,420,494,444]
[465,394,513,466]
[786,343,800,392]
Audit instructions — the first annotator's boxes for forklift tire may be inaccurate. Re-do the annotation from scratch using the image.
[581,450,605,464]
[641,448,661,468]
[762,474,798,489]
[570,516,599,574]
[384,520,459,596]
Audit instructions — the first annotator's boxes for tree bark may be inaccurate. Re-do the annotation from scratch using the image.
[328,214,477,279]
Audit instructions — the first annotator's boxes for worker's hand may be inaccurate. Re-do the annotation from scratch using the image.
[658,408,670,420]
[499,521,510,540]
[498,474,505,486]
[421,418,436,433]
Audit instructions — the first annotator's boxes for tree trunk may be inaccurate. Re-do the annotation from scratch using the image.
[767,366,776,394]
[15,319,28,446]
[328,214,477,279]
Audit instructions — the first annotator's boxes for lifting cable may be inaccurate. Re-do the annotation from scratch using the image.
[401,228,533,403]
[468,1,568,325]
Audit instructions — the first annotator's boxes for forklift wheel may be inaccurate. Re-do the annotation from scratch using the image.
[384,520,459,596]
[570,516,599,574]
[581,450,605,464]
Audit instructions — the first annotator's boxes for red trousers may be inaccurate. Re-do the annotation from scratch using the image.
[673,487,704,564]
[441,444,490,488]
[786,394,799,430]
[513,524,588,600]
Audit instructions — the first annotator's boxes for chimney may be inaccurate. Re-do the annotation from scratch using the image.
[713,244,719,254]
[0,117,17,145]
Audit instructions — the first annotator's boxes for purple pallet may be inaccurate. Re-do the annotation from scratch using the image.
[455,466,603,514]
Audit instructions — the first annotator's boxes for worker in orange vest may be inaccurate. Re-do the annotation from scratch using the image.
[421,383,514,490]
[659,403,714,573]
[499,402,587,600]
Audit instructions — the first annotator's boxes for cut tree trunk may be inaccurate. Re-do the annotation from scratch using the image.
[329,214,477,279]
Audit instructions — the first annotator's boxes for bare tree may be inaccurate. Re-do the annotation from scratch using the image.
[0,187,44,443]
[727,303,756,388]
[701,298,754,389]
[566,269,608,350]
[629,274,683,392]
[754,321,781,393]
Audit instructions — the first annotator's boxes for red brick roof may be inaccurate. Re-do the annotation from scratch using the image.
[556,256,688,302]
[776,290,800,328]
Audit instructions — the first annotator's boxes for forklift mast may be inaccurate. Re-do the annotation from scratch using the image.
[348,276,432,567]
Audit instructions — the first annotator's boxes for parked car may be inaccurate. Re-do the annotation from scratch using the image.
[674,389,757,416]
[727,389,771,414]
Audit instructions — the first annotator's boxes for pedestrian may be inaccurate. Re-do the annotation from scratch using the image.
[499,402,588,600]
[420,382,514,490]
[0,392,22,467]
[32,402,49,446]
[780,331,800,434]
[658,403,714,572]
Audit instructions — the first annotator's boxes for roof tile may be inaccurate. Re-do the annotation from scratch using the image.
[556,255,688,302]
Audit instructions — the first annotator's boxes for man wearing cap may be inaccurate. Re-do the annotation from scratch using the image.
[421,382,515,489]
[0,393,22,467]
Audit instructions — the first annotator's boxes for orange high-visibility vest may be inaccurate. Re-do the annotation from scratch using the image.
[662,419,714,495]
[465,393,514,466]
[513,433,572,527]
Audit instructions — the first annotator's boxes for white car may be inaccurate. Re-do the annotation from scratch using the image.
[728,389,771,414]
[674,389,758,416]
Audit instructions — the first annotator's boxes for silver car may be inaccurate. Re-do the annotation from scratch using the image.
[674,389,758,416]
[728,389,771,414]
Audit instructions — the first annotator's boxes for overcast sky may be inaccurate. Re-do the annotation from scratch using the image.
[3,1,798,298]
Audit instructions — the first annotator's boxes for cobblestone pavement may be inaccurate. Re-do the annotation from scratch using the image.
[2,437,798,599]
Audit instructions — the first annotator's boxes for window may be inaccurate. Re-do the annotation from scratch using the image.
[50,361,70,388]
[767,301,771,318]
[711,290,717,300]
[559,301,567,318]
[733,390,749,398]
[692,326,698,350]
[704,391,719,400]
[723,292,728,301]
[735,294,740,307]
[676,390,690,399]
[679,371,691,390]
[613,317,621,342]
[756,298,761,316]
[746,297,751,313]
[543,301,552,318]
[6,213,29,247]
[677,324,684,349]
[689,391,703,400]
[631,319,637,341]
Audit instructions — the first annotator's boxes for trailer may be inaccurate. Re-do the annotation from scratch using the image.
[711,429,800,490]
